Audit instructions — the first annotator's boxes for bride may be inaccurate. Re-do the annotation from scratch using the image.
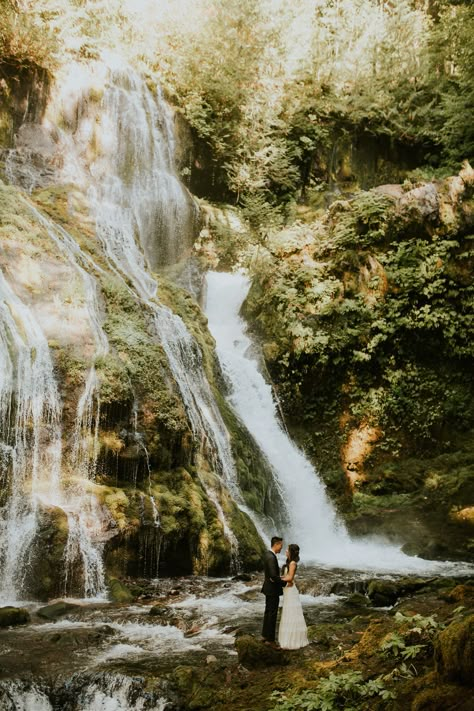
[278,543,309,650]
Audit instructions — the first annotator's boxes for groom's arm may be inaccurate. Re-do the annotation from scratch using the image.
[269,553,286,587]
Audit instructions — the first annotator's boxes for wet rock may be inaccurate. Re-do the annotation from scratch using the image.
[41,625,116,647]
[108,578,134,603]
[439,584,474,604]
[330,580,366,596]
[394,577,435,596]
[27,504,69,601]
[343,592,371,608]
[236,589,259,601]
[366,580,398,607]
[222,625,239,634]
[37,601,81,620]
[235,634,289,668]
[0,606,30,627]
[434,614,474,685]
[232,573,252,582]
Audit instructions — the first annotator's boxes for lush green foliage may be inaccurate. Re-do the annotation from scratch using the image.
[156,0,474,212]
[5,0,472,217]
[245,172,474,468]
[269,671,395,711]
[0,0,58,71]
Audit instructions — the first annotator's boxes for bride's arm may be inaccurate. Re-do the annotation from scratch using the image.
[281,561,297,586]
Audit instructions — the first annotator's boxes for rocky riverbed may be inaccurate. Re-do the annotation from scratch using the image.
[0,566,473,710]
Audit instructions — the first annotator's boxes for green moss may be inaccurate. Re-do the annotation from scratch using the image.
[27,504,69,601]
[108,577,134,603]
[0,606,30,627]
[434,614,474,685]
[99,275,188,435]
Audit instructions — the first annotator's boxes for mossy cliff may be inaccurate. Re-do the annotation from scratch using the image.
[244,165,474,560]
[0,178,266,598]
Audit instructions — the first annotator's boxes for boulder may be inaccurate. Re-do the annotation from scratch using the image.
[434,614,474,686]
[235,634,289,668]
[0,606,30,627]
[367,580,398,607]
[108,578,134,603]
[37,601,81,620]
[343,592,371,608]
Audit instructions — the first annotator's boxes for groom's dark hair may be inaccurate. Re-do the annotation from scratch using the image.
[271,536,283,547]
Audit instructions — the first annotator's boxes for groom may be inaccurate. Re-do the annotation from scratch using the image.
[261,535,286,646]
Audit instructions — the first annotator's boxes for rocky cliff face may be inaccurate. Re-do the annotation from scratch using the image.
[0,56,274,601]
[244,165,474,561]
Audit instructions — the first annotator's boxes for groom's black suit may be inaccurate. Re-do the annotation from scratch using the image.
[261,549,286,642]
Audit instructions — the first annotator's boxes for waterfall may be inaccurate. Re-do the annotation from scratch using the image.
[0,676,168,710]
[0,268,63,601]
[87,67,197,273]
[24,203,108,598]
[0,199,109,601]
[205,271,452,573]
[77,65,260,562]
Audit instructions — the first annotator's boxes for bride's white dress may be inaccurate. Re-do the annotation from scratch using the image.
[278,579,309,650]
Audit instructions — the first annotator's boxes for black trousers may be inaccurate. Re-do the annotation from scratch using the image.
[262,594,280,641]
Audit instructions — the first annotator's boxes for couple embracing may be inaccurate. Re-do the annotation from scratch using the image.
[261,536,308,650]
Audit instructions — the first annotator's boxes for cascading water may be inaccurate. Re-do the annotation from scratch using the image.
[0,198,109,601]
[24,203,109,597]
[0,268,63,601]
[205,271,458,573]
[73,64,264,562]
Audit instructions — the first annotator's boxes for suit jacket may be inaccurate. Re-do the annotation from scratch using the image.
[261,549,286,596]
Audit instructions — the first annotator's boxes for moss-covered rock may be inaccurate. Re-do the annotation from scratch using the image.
[37,601,81,620]
[0,607,30,627]
[108,577,134,603]
[235,634,289,668]
[367,580,399,607]
[26,504,69,601]
[434,614,474,686]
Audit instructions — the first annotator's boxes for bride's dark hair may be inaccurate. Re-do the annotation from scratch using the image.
[282,543,300,574]
[287,543,300,564]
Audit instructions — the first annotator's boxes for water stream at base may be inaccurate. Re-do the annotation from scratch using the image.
[205,270,469,574]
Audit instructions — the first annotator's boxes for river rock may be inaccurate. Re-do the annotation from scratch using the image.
[108,578,134,603]
[434,614,474,686]
[0,606,30,627]
[235,634,289,668]
[367,580,398,607]
[343,592,371,608]
[37,601,81,620]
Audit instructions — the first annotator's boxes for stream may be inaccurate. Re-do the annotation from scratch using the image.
[1,565,463,710]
